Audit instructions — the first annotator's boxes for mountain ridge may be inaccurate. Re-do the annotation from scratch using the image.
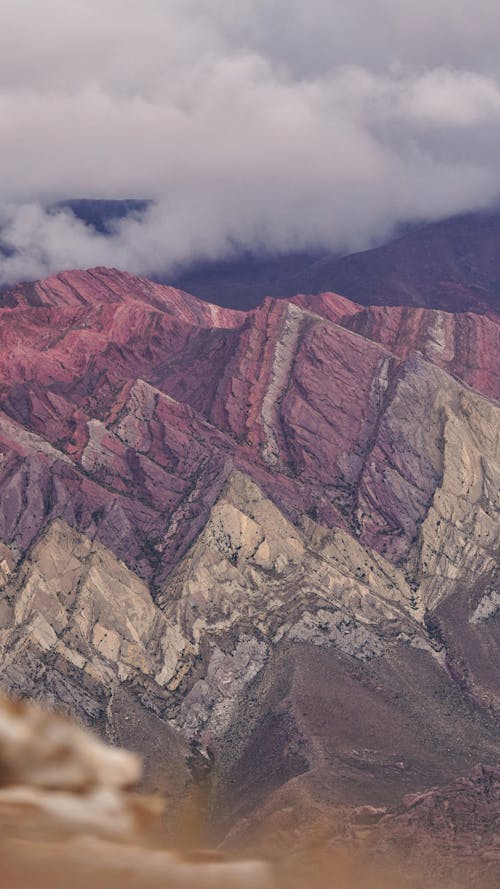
[171,208,500,314]
[0,267,497,857]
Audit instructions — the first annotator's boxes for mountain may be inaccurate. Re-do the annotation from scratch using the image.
[1,693,497,888]
[4,202,500,315]
[0,694,271,889]
[0,268,498,863]
[171,208,500,313]
[49,198,153,234]
[365,764,500,886]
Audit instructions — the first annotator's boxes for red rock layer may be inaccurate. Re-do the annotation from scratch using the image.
[294,293,500,401]
[0,268,497,580]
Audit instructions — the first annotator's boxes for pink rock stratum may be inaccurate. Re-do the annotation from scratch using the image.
[0,267,498,875]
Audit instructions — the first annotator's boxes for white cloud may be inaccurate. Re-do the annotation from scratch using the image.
[1,1,500,285]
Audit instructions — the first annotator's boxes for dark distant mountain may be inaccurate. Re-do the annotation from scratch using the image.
[169,248,327,309]
[50,198,152,233]
[171,208,500,313]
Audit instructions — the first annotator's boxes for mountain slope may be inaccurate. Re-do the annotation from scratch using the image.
[0,268,498,849]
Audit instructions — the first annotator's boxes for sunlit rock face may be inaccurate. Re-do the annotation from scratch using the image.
[0,268,498,859]
[293,293,500,401]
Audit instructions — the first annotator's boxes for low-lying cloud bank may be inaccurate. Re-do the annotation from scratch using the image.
[2,1,500,285]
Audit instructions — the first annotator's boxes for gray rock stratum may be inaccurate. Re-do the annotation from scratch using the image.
[0,268,498,859]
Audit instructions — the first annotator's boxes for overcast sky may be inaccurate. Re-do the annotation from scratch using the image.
[2,0,500,284]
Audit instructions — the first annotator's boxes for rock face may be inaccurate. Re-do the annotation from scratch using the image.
[0,267,498,864]
[368,764,500,885]
[293,293,500,401]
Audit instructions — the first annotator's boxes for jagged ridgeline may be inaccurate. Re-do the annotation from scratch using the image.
[0,268,498,865]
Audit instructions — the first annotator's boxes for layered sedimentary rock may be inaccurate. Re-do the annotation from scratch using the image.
[294,293,500,401]
[0,268,498,858]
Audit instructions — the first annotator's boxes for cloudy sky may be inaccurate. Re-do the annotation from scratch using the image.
[1,0,500,284]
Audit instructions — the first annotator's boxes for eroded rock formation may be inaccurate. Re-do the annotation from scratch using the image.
[0,268,497,859]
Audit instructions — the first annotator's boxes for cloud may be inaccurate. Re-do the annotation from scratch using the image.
[2,1,500,285]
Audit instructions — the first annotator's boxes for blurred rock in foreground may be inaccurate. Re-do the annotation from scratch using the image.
[0,694,498,889]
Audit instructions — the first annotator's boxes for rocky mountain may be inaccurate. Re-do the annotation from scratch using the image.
[366,764,500,886]
[0,267,498,865]
[49,198,152,234]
